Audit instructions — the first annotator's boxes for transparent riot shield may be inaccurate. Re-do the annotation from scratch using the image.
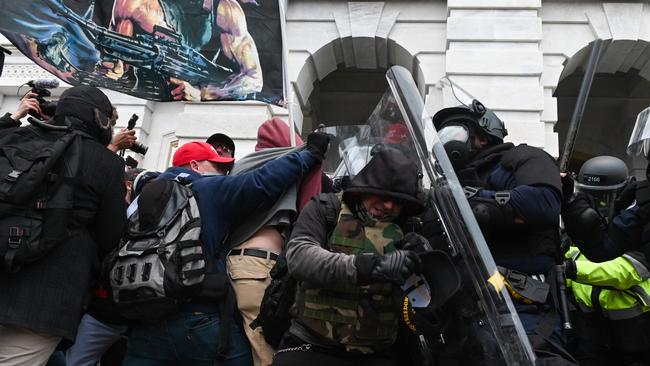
[319,66,535,364]
[383,65,536,364]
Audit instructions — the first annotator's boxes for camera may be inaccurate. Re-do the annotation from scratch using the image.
[126,114,148,155]
[26,79,59,119]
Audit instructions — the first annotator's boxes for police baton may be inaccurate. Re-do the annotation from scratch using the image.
[555,264,573,330]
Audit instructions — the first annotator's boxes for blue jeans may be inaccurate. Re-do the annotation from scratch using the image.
[123,311,252,366]
[66,313,128,366]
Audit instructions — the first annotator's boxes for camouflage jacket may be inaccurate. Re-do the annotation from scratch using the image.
[286,193,404,352]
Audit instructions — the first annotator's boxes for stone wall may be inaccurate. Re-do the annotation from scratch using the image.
[2,1,649,169]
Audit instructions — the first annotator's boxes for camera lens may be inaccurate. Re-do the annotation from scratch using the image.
[129,142,148,156]
[41,101,57,117]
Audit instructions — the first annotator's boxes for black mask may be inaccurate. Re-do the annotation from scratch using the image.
[444,140,471,170]
[438,124,473,170]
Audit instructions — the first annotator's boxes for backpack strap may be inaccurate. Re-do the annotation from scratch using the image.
[314,193,341,249]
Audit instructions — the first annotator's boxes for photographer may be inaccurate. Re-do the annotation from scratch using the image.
[108,128,137,153]
[0,86,127,365]
[0,91,43,127]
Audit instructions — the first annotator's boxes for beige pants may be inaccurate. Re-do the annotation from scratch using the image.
[0,325,61,366]
[227,250,277,366]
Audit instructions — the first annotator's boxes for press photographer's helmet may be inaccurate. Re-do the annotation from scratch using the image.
[433,100,507,169]
[575,155,629,219]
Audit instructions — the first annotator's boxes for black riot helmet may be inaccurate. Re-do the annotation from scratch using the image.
[433,100,507,169]
[575,156,629,221]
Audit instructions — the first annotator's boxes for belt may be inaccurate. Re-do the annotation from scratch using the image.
[228,248,279,261]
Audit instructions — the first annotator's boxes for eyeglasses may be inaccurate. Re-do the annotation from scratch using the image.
[213,144,233,158]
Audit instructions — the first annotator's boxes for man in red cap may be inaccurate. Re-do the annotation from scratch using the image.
[123,132,330,366]
[171,141,236,173]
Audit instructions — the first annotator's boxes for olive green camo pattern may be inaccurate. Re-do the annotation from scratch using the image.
[295,195,404,353]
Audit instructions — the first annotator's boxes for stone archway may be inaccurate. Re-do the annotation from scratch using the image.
[286,2,433,135]
[293,38,424,134]
[544,2,650,176]
[291,37,425,135]
[554,39,650,176]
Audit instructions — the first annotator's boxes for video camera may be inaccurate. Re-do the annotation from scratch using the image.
[26,79,59,119]
[126,114,148,155]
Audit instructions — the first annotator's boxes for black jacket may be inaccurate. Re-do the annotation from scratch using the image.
[0,114,126,340]
[458,143,562,266]
[0,112,20,129]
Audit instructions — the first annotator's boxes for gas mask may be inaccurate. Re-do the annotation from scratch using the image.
[438,124,473,170]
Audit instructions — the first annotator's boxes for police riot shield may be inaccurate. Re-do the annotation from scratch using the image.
[386,66,535,364]
[321,66,535,364]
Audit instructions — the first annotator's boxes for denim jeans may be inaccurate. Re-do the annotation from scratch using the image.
[123,310,252,366]
[65,313,128,366]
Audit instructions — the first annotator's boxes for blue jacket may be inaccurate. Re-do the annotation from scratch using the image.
[478,163,561,228]
[158,150,317,272]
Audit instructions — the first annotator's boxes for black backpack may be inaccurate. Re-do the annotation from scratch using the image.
[251,194,341,347]
[105,178,208,323]
[0,119,84,272]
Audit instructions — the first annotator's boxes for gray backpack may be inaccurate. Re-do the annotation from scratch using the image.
[107,178,206,322]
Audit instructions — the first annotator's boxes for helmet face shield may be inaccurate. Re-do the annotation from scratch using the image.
[438,124,474,170]
[627,106,650,158]
[575,185,619,221]
[438,124,469,145]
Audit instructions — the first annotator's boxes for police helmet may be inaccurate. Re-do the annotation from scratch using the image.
[575,156,629,221]
[432,99,508,144]
[575,156,628,191]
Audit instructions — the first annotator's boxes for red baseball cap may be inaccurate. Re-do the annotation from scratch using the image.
[173,141,235,167]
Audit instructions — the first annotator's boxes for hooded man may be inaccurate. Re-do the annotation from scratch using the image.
[273,147,427,366]
[0,86,127,365]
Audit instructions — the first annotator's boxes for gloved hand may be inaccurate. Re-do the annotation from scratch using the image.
[614,178,636,213]
[564,259,577,280]
[635,180,650,220]
[562,192,604,244]
[370,249,421,285]
[560,172,575,207]
[396,232,431,254]
[306,131,331,162]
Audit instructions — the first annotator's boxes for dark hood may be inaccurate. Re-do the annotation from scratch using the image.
[343,147,424,216]
[255,117,303,151]
[53,85,114,145]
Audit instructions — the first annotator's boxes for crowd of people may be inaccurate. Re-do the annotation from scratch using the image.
[0,85,648,366]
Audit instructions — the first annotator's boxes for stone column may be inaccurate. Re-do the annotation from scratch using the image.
[445,0,548,152]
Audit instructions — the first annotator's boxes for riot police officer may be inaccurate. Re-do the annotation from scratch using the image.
[433,100,574,363]
[561,156,650,365]
[562,156,633,261]
[562,107,650,262]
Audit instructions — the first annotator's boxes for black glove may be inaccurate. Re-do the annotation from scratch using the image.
[370,249,421,285]
[564,260,577,280]
[614,178,636,213]
[636,180,650,221]
[396,232,431,254]
[561,172,575,206]
[306,131,330,162]
[562,192,605,244]
[468,196,516,232]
